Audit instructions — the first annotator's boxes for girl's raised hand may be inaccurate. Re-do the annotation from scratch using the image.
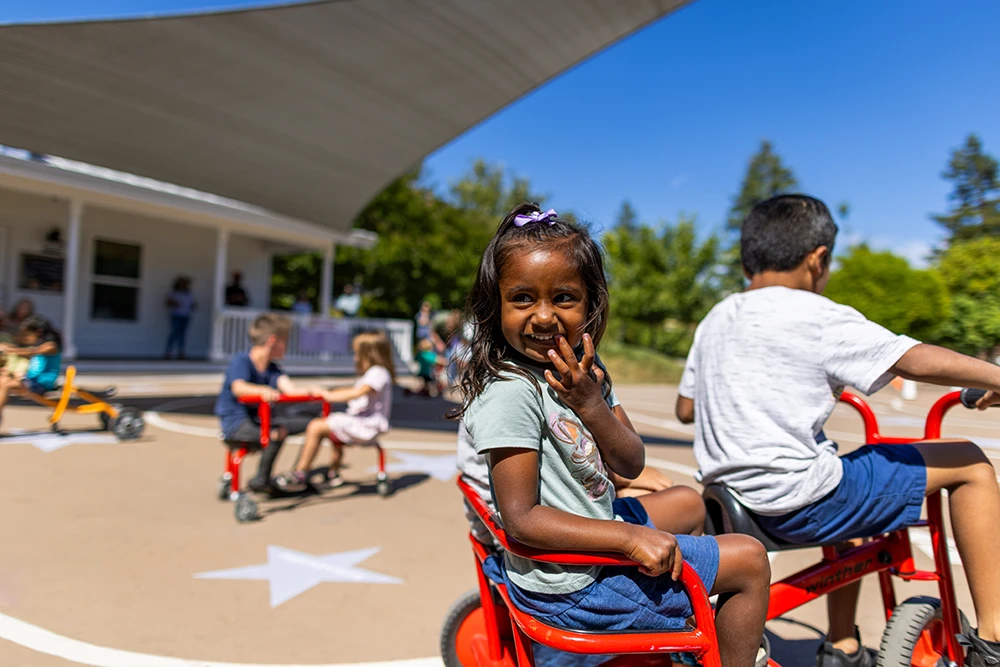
[544,333,606,417]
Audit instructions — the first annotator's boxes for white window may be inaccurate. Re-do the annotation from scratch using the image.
[91,239,142,321]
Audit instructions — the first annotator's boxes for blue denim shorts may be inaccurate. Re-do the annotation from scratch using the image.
[756,444,927,544]
[496,497,721,632]
[23,378,53,395]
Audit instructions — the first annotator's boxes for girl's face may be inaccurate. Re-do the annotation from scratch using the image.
[498,247,588,365]
[22,331,39,345]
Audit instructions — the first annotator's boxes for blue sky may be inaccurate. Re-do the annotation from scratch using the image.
[5,0,999,267]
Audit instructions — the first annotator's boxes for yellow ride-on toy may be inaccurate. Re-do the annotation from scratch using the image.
[21,365,145,440]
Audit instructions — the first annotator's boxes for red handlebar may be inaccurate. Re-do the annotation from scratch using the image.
[838,390,966,444]
[236,394,330,446]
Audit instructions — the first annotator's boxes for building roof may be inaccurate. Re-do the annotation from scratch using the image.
[0,0,688,234]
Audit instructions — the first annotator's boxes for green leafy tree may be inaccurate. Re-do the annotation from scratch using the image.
[933,134,1000,242]
[604,214,720,356]
[824,245,950,342]
[615,200,640,231]
[934,237,1000,357]
[723,140,799,291]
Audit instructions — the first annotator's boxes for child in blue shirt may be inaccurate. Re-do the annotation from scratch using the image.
[215,313,322,493]
[0,315,62,428]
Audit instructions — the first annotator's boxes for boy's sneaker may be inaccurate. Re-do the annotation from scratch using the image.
[959,631,1000,667]
[273,471,309,493]
[247,476,273,494]
[816,637,875,667]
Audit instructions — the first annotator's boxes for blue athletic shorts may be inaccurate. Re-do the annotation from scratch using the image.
[756,444,927,544]
[494,497,721,631]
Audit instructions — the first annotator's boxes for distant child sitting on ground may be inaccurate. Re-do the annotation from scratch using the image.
[214,314,322,494]
[275,331,395,491]
[677,194,1000,667]
[0,315,62,427]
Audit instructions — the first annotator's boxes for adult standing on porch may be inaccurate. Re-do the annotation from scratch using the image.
[225,271,250,307]
[164,276,196,360]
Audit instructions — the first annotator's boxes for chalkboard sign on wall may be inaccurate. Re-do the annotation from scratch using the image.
[19,254,64,293]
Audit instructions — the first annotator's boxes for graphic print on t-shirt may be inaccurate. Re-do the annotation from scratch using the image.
[547,413,610,501]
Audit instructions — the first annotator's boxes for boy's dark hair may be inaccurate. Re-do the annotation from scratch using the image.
[453,202,610,419]
[741,195,838,276]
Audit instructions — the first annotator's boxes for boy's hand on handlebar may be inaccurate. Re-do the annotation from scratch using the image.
[976,390,1000,410]
[260,387,281,402]
[544,334,607,418]
[625,525,683,580]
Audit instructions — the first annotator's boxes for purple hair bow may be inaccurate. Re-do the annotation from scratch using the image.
[514,208,558,227]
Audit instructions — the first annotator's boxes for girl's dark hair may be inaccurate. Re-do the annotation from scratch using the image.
[452,202,610,419]
[20,314,61,345]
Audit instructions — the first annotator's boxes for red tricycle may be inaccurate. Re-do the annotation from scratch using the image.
[442,389,987,667]
[218,394,391,523]
[445,474,723,667]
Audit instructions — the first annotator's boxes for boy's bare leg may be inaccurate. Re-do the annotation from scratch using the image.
[827,540,865,653]
[294,418,330,473]
[0,374,14,425]
[711,534,771,667]
[917,439,1000,641]
[636,486,706,536]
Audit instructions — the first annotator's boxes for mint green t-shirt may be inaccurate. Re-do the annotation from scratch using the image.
[464,367,620,595]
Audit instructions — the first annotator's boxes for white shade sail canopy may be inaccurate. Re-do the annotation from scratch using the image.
[0,0,687,233]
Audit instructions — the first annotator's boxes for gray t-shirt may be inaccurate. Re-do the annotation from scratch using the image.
[464,369,620,594]
[679,286,920,516]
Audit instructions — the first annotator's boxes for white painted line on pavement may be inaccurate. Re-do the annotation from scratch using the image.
[0,610,443,667]
[908,530,962,566]
[144,411,457,452]
[645,456,698,478]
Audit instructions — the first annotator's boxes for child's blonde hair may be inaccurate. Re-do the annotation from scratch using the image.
[353,331,396,380]
[248,313,292,346]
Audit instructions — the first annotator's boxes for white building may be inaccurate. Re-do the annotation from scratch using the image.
[0,150,405,367]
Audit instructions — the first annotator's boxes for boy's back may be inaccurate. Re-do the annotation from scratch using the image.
[681,285,917,515]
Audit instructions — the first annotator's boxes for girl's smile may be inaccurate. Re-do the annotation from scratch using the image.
[499,248,588,364]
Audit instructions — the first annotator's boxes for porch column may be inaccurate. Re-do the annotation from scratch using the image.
[61,199,82,360]
[320,241,335,317]
[209,227,230,362]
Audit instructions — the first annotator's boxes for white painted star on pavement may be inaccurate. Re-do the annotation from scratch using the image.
[0,430,118,453]
[194,545,402,608]
[371,451,457,482]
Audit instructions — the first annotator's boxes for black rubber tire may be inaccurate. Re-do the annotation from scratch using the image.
[440,588,481,667]
[877,596,971,667]
[376,479,392,498]
[217,477,232,501]
[99,403,124,431]
[234,495,259,523]
[112,408,144,440]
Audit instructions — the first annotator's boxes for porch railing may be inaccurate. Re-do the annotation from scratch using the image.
[211,308,414,369]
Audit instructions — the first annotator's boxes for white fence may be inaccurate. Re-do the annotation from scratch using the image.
[212,308,414,370]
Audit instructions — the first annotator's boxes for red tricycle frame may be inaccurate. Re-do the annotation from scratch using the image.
[458,477,722,667]
[451,390,975,667]
[221,395,389,522]
[761,390,968,667]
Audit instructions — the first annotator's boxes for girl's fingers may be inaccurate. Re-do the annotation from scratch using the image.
[671,546,683,581]
[546,349,573,382]
[593,365,606,386]
[580,333,595,373]
[556,336,579,370]
[544,369,566,392]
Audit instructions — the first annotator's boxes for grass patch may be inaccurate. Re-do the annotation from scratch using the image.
[599,342,686,385]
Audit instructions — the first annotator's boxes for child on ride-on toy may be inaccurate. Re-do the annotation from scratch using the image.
[214,314,322,494]
[676,194,1000,667]
[0,315,62,428]
[275,331,395,491]
[458,204,771,667]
